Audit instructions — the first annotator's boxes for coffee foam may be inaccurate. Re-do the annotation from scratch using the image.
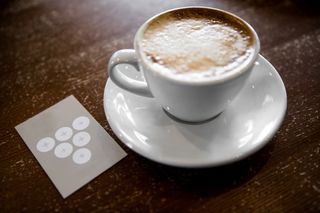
[141,9,255,81]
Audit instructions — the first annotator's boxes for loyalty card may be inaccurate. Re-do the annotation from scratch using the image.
[15,95,127,198]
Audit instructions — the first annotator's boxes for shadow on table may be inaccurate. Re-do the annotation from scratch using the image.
[145,140,274,196]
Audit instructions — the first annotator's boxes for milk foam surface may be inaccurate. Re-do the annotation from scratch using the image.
[141,10,254,80]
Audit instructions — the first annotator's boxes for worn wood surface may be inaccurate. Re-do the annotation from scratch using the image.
[1,0,320,212]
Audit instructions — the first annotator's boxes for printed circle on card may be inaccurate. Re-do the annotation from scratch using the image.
[72,116,90,130]
[37,137,55,152]
[72,131,91,147]
[73,148,91,164]
[54,143,73,158]
[55,127,73,141]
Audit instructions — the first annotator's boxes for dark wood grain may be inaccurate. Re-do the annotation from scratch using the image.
[1,0,320,212]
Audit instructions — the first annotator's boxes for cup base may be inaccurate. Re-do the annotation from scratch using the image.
[162,109,223,124]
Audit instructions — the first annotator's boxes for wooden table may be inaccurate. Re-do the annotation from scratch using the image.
[1,0,320,212]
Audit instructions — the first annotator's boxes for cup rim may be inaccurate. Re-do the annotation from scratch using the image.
[134,6,260,86]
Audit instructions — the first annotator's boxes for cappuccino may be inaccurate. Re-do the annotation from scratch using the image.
[141,8,255,80]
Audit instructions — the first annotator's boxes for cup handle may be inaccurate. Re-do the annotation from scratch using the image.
[108,49,153,97]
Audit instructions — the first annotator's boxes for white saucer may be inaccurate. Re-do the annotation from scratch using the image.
[103,55,287,168]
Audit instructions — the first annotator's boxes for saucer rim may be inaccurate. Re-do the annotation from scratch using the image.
[103,54,287,168]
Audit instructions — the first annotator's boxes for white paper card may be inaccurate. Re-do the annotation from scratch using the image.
[15,95,127,198]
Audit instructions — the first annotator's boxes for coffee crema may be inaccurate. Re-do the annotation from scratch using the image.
[141,8,255,79]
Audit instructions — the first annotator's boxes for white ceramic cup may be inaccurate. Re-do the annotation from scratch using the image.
[108,7,260,122]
